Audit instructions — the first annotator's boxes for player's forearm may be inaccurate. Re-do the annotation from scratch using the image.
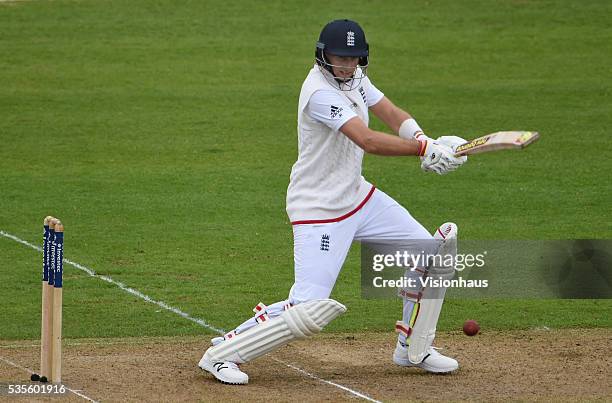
[341,117,425,156]
[361,129,424,156]
[370,97,413,133]
[388,108,412,133]
[374,102,426,139]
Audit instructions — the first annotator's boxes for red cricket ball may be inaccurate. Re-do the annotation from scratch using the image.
[463,319,480,336]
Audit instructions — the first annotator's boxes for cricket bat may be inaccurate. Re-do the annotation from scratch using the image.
[454,131,540,156]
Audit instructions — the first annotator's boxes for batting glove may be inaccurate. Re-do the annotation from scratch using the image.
[418,140,463,175]
[436,135,468,165]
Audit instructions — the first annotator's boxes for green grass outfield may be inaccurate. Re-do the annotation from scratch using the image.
[1,0,610,340]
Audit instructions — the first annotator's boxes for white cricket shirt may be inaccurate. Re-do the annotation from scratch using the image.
[286,65,384,224]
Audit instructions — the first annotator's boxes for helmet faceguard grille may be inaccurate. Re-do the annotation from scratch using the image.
[315,47,368,91]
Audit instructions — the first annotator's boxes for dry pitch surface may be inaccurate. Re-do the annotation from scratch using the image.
[1,329,610,402]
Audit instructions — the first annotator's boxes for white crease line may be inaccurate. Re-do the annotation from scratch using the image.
[1,229,381,403]
[276,358,381,402]
[0,230,224,334]
[1,338,200,349]
[0,356,98,403]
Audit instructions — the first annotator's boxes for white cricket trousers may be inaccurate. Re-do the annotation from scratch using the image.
[233,188,433,335]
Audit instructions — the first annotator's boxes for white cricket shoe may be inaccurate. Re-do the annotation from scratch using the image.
[198,348,249,385]
[393,341,458,373]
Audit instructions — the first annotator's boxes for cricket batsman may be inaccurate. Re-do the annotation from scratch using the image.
[199,19,467,384]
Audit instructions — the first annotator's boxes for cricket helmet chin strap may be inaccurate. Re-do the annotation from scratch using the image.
[315,19,369,91]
